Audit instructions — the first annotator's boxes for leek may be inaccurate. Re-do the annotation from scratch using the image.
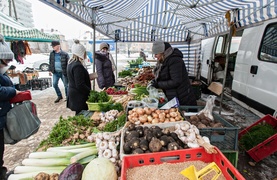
[14,166,66,174]
[77,155,97,165]
[70,148,98,163]
[28,151,76,159]
[47,147,96,153]
[47,143,95,150]
[22,158,71,166]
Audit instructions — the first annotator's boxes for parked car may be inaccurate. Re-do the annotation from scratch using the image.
[33,59,50,71]
[32,51,93,71]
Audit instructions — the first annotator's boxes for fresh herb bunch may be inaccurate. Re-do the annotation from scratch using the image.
[98,102,124,112]
[118,70,132,78]
[38,115,94,150]
[103,114,126,132]
[87,90,110,103]
[239,124,277,150]
[127,57,144,65]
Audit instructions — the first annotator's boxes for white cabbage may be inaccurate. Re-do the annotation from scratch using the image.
[82,157,117,180]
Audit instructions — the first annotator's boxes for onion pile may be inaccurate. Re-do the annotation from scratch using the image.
[127,107,183,125]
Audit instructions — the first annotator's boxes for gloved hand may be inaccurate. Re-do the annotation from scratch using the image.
[148,79,158,88]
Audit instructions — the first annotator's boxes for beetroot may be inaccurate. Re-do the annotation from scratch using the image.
[58,163,84,180]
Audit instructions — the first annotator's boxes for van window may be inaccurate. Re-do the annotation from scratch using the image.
[259,23,277,63]
[215,36,224,54]
[230,37,241,54]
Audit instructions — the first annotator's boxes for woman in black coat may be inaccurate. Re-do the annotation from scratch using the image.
[150,40,197,106]
[67,40,91,115]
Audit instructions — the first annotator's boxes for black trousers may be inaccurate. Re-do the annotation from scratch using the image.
[0,129,4,168]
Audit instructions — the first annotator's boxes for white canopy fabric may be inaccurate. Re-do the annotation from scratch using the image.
[39,0,276,42]
[0,11,59,42]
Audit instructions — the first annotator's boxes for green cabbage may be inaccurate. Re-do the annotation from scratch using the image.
[82,157,117,180]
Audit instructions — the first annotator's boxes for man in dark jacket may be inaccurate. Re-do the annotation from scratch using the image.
[149,40,197,106]
[0,34,20,179]
[49,41,69,103]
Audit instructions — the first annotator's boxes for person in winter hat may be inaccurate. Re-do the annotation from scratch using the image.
[0,34,21,179]
[99,42,116,72]
[67,40,92,115]
[100,42,109,50]
[149,40,197,106]
[95,42,115,89]
[49,40,70,103]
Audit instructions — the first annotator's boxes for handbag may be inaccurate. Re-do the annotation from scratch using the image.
[4,100,41,144]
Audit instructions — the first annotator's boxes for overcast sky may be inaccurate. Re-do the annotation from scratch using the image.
[26,0,93,39]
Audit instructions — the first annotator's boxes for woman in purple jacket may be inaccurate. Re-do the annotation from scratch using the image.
[0,34,20,179]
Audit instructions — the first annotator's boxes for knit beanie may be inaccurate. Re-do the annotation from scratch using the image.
[152,40,172,54]
[0,34,14,60]
[100,42,109,50]
[71,39,86,59]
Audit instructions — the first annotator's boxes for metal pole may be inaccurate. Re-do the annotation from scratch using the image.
[219,26,234,114]
[92,7,96,91]
[92,25,96,91]
[115,41,118,80]
[11,0,18,20]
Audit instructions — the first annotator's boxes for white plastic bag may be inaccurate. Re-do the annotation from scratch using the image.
[147,86,159,99]
[197,95,216,121]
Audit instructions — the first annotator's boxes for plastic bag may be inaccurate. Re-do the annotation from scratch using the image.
[197,95,216,121]
[4,101,41,144]
[147,86,167,104]
[147,86,159,99]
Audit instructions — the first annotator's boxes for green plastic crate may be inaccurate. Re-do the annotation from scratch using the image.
[179,106,239,151]
[222,150,238,168]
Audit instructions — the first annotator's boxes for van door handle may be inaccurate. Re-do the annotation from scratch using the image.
[250,65,258,75]
[206,60,209,64]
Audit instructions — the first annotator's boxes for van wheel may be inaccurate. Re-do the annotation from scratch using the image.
[40,63,50,71]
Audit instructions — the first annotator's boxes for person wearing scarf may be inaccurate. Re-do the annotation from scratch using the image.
[149,40,197,106]
[66,40,91,115]
[95,42,115,89]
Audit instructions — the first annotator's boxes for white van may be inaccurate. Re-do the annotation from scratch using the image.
[200,18,277,116]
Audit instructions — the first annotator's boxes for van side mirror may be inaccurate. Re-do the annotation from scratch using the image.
[250,65,258,74]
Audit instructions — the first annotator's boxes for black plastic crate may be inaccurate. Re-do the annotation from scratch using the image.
[179,106,239,151]
[31,79,47,90]
[39,78,52,88]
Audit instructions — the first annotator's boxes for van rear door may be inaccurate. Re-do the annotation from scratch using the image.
[232,20,277,114]
[200,37,216,85]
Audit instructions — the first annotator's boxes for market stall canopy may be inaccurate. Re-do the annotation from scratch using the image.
[39,0,276,42]
[0,11,60,42]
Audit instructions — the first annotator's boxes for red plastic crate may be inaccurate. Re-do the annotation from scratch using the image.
[121,147,245,180]
[10,90,32,104]
[238,114,277,162]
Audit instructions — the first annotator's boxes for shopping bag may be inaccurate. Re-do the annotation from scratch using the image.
[4,100,41,144]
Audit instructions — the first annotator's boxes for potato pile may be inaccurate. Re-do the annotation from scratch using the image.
[127,107,183,125]
[187,112,223,129]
